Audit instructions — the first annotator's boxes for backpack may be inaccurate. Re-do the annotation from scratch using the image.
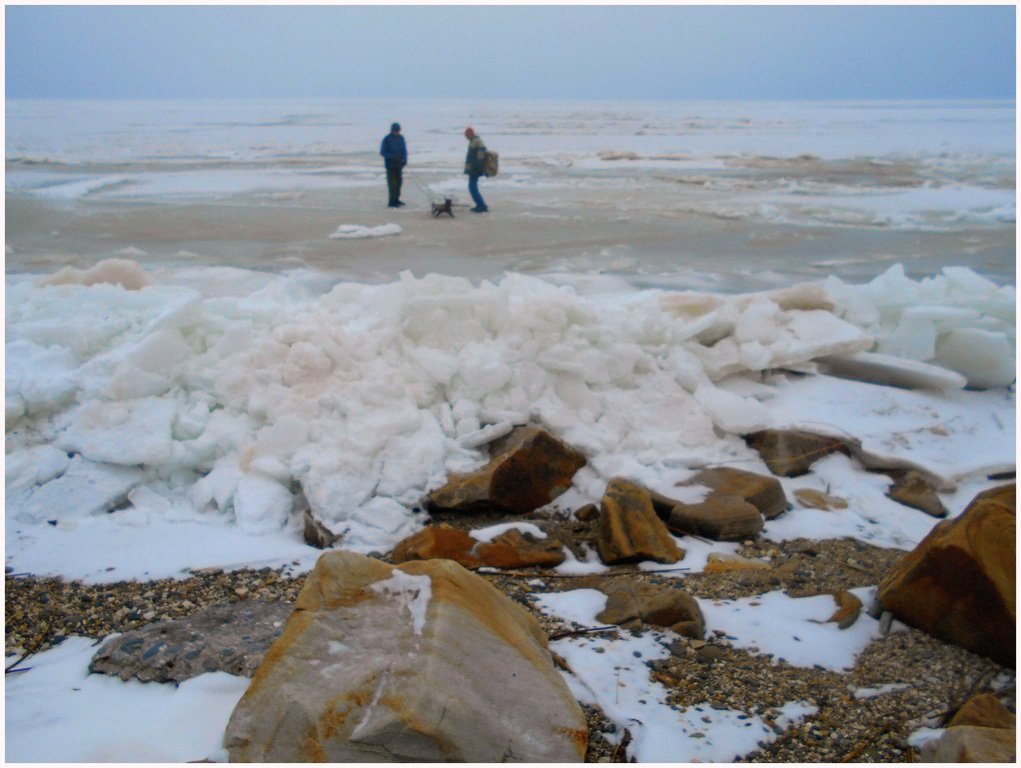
[483,149,499,177]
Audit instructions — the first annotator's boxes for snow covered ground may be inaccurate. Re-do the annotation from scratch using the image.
[5,259,1014,762]
[5,98,1015,762]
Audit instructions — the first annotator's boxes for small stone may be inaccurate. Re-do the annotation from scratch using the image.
[887,470,948,518]
[794,488,848,510]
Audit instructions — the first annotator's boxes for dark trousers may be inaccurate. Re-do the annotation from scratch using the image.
[468,174,487,210]
[386,163,403,204]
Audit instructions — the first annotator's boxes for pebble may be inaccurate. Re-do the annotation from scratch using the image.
[4,535,1016,763]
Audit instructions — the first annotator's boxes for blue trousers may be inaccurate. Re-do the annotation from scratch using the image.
[468,174,487,210]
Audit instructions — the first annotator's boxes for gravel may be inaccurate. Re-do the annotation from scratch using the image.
[5,532,1015,763]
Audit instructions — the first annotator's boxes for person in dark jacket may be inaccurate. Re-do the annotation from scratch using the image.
[380,122,407,207]
[463,126,488,213]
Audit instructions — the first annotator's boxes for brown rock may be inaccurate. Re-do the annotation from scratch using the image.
[428,427,586,514]
[887,470,948,518]
[684,467,789,519]
[745,429,849,476]
[597,478,682,565]
[949,693,1016,730]
[574,503,600,522]
[596,580,704,639]
[877,484,1015,666]
[303,507,341,549]
[665,494,764,541]
[920,725,1016,763]
[391,525,480,568]
[824,590,862,630]
[391,524,566,570]
[474,528,566,569]
[224,551,587,762]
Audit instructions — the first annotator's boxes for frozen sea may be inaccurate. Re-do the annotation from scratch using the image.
[4,98,1016,762]
[6,98,1016,289]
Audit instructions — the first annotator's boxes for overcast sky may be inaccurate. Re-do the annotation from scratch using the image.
[6,5,1016,101]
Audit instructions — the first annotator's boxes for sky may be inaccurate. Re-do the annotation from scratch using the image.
[4,5,1016,101]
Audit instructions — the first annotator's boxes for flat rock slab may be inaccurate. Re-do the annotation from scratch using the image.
[90,601,292,684]
[682,467,788,519]
[665,494,764,541]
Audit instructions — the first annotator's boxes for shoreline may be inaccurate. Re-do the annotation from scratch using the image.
[5,531,1012,763]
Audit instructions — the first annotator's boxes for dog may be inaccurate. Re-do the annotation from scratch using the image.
[431,197,455,218]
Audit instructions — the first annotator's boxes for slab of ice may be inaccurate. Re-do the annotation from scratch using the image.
[8,455,148,523]
[328,223,401,239]
[934,328,1015,389]
[817,351,967,390]
[763,374,1015,486]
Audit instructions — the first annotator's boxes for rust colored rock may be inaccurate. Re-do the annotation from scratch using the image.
[824,591,862,630]
[887,470,948,518]
[474,528,566,569]
[224,551,587,762]
[597,478,682,565]
[949,693,1016,730]
[573,503,599,523]
[684,467,789,519]
[665,494,764,541]
[391,525,480,568]
[427,427,586,514]
[877,484,1015,666]
[391,524,566,570]
[596,580,704,639]
[745,429,849,477]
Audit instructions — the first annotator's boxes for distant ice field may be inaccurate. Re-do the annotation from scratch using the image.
[6,99,1015,270]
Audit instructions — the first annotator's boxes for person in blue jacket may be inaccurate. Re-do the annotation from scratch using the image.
[463,126,488,213]
[380,122,407,208]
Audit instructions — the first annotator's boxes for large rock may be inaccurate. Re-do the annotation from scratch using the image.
[681,467,788,519]
[597,478,682,565]
[663,494,764,541]
[596,579,704,639]
[877,484,1015,666]
[90,601,291,684]
[224,551,587,762]
[391,523,566,569]
[428,427,586,514]
[745,429,849,477]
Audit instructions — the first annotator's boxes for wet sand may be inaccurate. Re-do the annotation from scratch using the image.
[5,174,1015,293]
